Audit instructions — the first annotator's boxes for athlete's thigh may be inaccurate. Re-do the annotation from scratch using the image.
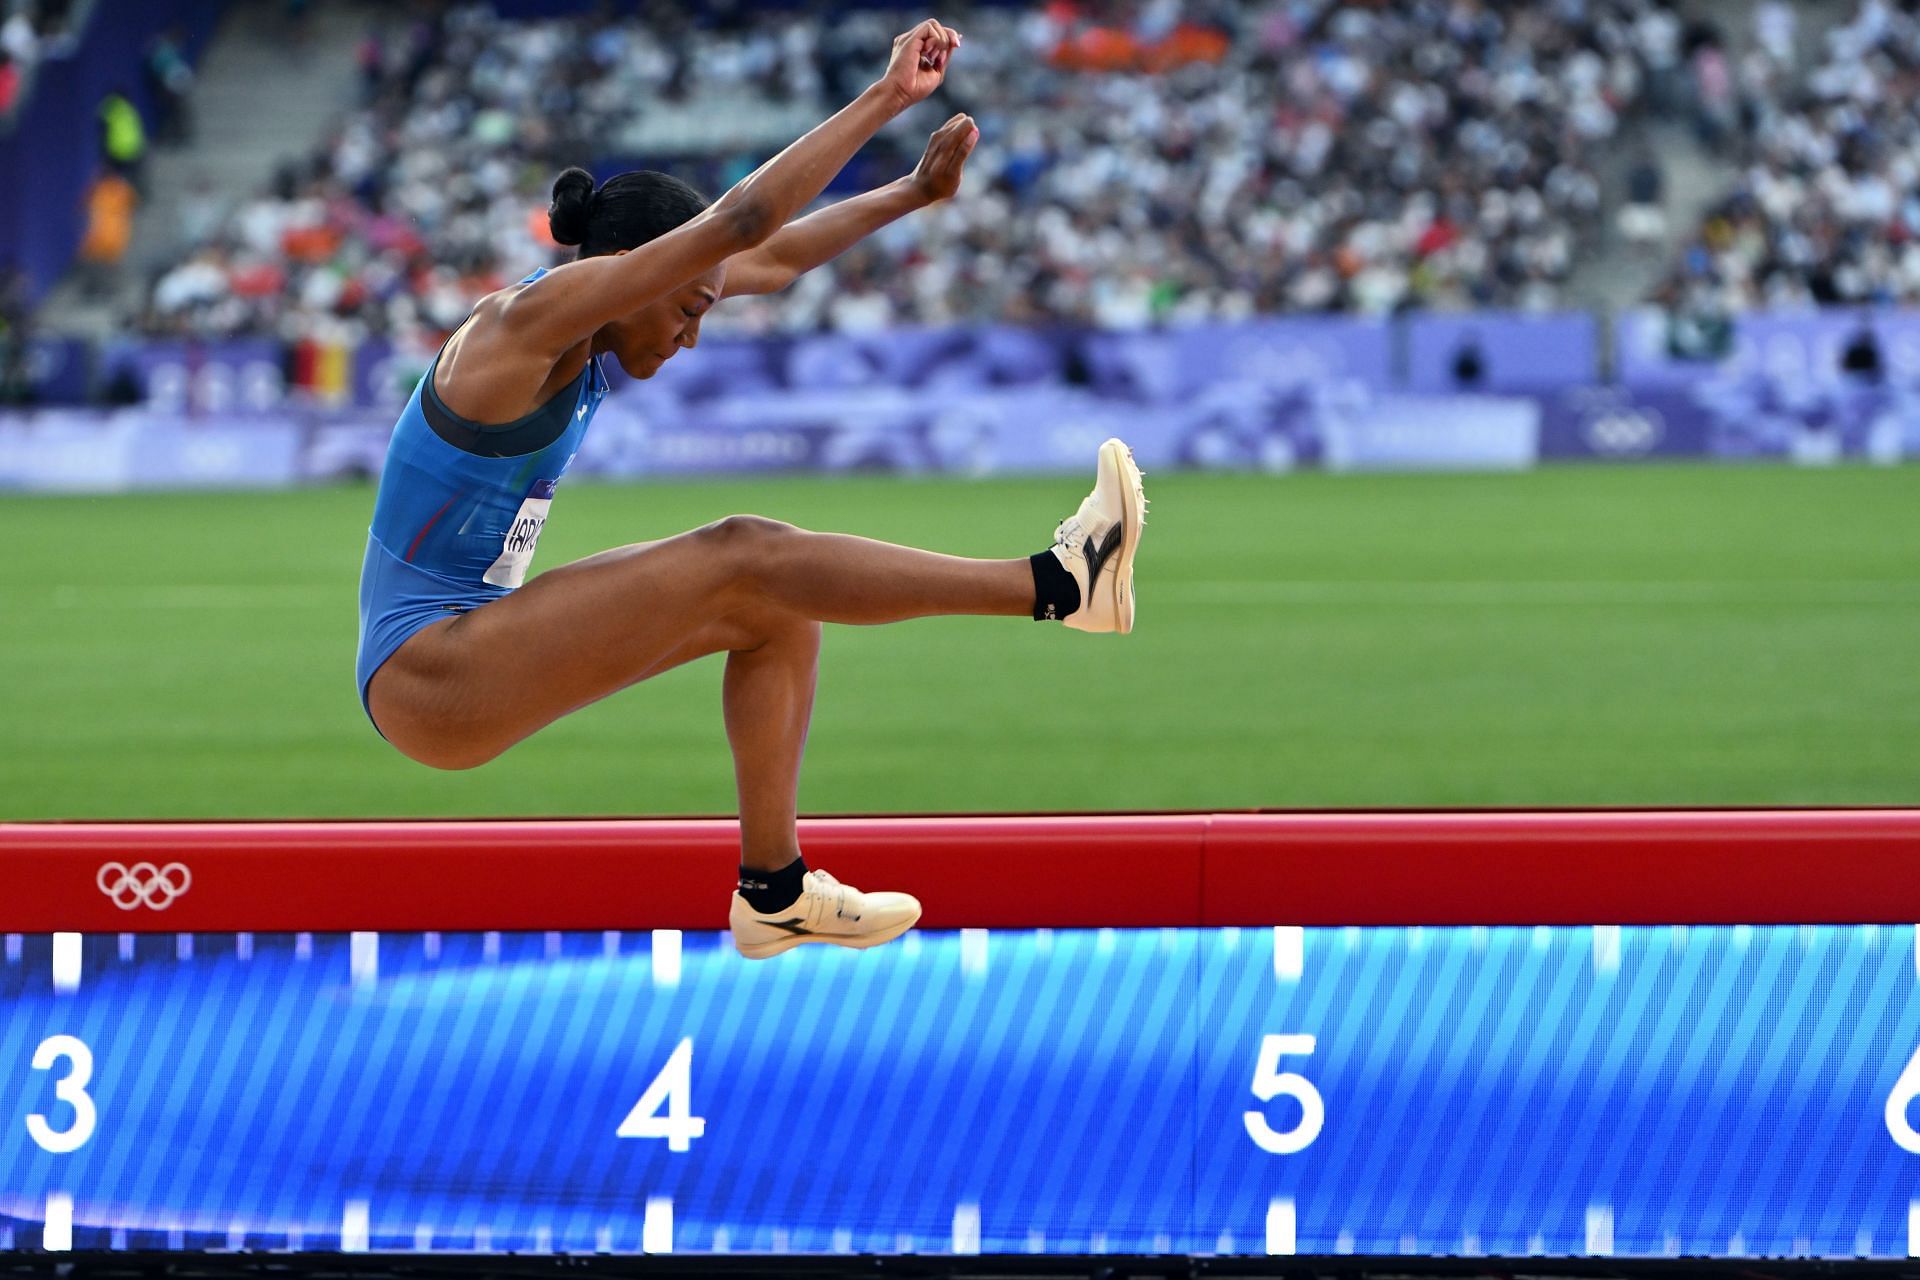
[370,526,756,761]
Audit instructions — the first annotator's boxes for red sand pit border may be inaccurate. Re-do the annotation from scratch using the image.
[4,810,1918,932]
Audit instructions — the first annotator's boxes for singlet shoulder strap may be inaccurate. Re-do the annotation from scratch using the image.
[421,357,591,459]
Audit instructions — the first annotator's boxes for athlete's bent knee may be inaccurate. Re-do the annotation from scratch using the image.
[373,706,508,771]
[699,513,800,594]
[387,733,504,772]
[410,741,503,772]
[701,513,797,546]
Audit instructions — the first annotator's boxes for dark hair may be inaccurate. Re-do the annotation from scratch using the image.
[548,166,709,258]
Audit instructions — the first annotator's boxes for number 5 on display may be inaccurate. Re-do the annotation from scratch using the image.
[618,1037,706,1152]
[1243,1033,1324,1154]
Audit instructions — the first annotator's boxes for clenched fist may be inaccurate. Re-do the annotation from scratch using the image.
[909,113,979,203]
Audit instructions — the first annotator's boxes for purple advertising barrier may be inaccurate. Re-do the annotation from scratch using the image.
[348,340,434,412]
[953,387,1189,473]
[302,416,396,483]
[1535,380,1919,463]
[1616,306,1920,390]
[0,410,301,491]
[1079,317,1392,400]
[123,412,304,487]
[628,335,784,402]
[0,415,139,491]
[919,327,1069,390]
[565,384,1206,479]
[1320,393,1540,471]
[14,337,91,405]
[781,328,983,392]
[1535,386,1714,460]
[100,339,288,414]
[1406,311,1596,392]
[1694,376,1920,463]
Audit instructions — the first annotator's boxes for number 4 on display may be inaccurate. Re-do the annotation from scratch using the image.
[617,1037,706,1152]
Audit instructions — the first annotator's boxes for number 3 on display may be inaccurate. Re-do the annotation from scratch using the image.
[1243,1033,1324,1154]
[26,1035,97,1155]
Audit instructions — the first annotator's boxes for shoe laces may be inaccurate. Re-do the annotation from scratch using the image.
[805,869,851,920]
[1053,516,1087,560]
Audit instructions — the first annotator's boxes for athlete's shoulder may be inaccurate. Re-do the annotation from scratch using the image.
[461,268,559,330]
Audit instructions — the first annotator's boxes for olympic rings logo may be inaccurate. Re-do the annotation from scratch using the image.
[95,862,192,911]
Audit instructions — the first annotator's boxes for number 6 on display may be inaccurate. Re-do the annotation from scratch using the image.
[26,1035,97,1155]
[1243,1033,1324,1154]
[1887,1041,1920,1154]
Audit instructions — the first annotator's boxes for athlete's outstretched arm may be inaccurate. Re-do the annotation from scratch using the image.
[508,19,962,354]
[722,112,978,299]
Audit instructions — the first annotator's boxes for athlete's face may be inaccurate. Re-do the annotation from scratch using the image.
[595,263,725,379]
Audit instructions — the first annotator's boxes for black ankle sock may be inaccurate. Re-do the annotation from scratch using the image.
[1030,550,1080,621]
[739,855,807,914]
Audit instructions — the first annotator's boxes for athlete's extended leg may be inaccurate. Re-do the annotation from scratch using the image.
[369,518,1024,767]
[368,438,1144,770]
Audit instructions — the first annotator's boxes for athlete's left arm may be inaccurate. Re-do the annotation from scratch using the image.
[722,112,978,298]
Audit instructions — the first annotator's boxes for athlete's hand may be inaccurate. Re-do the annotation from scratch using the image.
[908,113,978,203]
[878,18,962,112]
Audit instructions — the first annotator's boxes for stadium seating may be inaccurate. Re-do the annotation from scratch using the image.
[1659,0,1920,314]
[134,0,1680,344]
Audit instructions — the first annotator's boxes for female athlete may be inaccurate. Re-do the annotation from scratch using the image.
[356,19,1146,959]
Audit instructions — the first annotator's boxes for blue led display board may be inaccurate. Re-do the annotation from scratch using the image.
[3,926,1918,1256]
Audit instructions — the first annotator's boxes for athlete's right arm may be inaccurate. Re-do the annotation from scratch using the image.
[499,18,963,359]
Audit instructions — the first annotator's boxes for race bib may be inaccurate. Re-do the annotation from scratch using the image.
[483,479,557,588]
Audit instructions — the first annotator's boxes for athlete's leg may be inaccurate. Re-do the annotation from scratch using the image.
[371,437,1144,770]
[367,515,1028,769]
[665,514,1033,625]
[541,596,823,873]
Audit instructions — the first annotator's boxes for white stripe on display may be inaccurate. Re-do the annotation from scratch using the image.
[1265,1198,1295,1255]
[43,1193,71,1251]
[52,933,80,993]
[650,930,681,987]
[349,932,378,990]
[960,928,989,977]
[642,1197,672,1254]
[1592,925,1622,976]
[1272,926,1303,982]
[1586,1205,1615,1256]
[951,1202,981,1255]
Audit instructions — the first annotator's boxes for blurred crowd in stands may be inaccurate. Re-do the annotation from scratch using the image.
[0,0,78,114]
[37,0,1920,360]
[1658,0,1920,330]
[132,0,1683,344]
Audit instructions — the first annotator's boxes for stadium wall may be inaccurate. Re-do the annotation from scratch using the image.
[5,309,1920,490]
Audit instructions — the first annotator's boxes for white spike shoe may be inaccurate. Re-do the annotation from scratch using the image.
[1046,437,1148,634]
[729,869,922,959]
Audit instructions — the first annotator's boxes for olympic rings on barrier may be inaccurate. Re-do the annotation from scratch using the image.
[95,862,193,911]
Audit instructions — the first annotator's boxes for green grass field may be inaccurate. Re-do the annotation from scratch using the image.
[2,463,1916,819]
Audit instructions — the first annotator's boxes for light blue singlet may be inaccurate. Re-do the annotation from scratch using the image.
[355,269,609,722]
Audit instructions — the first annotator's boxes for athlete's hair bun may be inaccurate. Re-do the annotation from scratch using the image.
[548,167,596,247]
